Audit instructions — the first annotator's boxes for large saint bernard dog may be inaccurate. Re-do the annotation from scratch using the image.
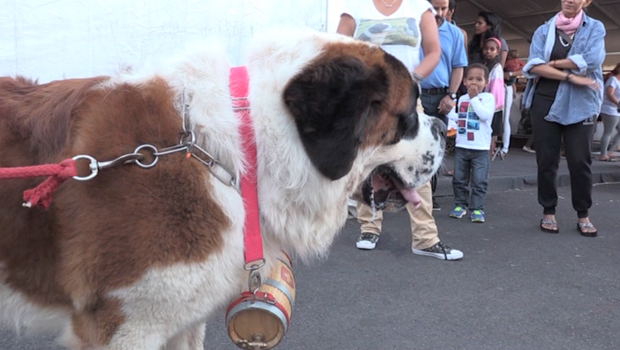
[0,30,444,349]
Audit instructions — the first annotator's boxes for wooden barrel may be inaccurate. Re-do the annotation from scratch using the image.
[226,252,296,349]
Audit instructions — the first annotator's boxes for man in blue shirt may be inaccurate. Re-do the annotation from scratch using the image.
[423,0,468,210]
[421,0,467,125]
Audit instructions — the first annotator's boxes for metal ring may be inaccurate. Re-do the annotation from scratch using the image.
[244,259,266,271]
[72,155,99,181]
[180,130,196,146]
[133,144,159,168]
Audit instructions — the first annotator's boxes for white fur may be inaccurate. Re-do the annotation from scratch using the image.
[365,115,445,188]
[0,264,70,336]
[1,29,442,349]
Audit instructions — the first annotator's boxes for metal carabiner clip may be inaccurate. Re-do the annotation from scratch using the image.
[98,153,145,170]
[72,153,145,181]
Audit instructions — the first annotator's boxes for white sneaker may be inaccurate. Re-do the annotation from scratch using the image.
[347,205,357,219]
[347,199,358,219]
[522,145,535,154]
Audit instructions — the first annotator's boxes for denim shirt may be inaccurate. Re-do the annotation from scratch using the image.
[522,13,606,125]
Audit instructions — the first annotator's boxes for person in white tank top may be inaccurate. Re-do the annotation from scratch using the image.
[337,0,464,261]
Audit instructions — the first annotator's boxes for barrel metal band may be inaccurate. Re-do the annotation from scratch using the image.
[263,278,295,308]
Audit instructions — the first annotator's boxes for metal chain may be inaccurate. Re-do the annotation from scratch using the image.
[72,91,238,190]
[73,135,238,192]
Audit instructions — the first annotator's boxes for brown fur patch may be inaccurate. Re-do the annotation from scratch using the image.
[282,40,418,180]
[71,297,125,346]
[321,41,417,148]
[0,75,231,344]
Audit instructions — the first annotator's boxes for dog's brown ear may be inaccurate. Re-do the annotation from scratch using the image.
[283,56,388,180]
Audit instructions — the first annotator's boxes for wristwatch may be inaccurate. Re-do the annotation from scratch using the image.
[447,92,457,100]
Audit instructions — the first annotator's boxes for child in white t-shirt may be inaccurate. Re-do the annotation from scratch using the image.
[447,63,495,223]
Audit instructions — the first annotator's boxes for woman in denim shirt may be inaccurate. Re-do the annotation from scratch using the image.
[522,0,605,237]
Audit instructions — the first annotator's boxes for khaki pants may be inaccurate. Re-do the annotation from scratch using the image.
[356,181,439,250]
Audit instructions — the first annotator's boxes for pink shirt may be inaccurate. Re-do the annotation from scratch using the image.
[504,58,525,72]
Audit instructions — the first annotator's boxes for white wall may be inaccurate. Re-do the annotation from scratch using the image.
[0,0,328,82]
[326,0,345,33]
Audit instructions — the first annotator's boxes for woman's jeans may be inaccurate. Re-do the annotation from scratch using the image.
[452,147,490,211]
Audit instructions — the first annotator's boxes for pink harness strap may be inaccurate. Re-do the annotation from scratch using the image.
[230,66,264,266]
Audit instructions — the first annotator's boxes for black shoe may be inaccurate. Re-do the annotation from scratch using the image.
[577,222,597,237]
[432,201,441,211]
[412,242,464,260]
[356,232,379,250]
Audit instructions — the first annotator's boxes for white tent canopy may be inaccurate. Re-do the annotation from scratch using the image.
[0,0,328,82]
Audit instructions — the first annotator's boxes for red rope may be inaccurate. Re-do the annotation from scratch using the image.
[0,158,77,209]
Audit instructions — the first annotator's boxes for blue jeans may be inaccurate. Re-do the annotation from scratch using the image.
[452,147,490,211]
[420,93,448,125]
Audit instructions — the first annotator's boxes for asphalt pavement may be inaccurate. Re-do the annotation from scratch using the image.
[2,148,620,350]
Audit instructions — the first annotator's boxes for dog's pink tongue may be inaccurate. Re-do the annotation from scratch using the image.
[400,188,421,208]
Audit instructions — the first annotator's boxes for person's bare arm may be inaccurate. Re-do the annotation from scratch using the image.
[529,63,599,90]
[548,58,579,71]
[439,67,464,114]
[460,28,468,52]
[336,14,355,36]
[448,67,464,95]
[606,86,620,105]
[413,10,440,79]
[504,68,523,81]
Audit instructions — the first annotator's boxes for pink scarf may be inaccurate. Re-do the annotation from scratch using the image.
[556,10,583,36]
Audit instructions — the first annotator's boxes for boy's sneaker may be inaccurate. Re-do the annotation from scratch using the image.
[432,200,441,211]
[449,206,467,219]
[471,210,485,223]
[356,232,379,250]
[412,241,463,260]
